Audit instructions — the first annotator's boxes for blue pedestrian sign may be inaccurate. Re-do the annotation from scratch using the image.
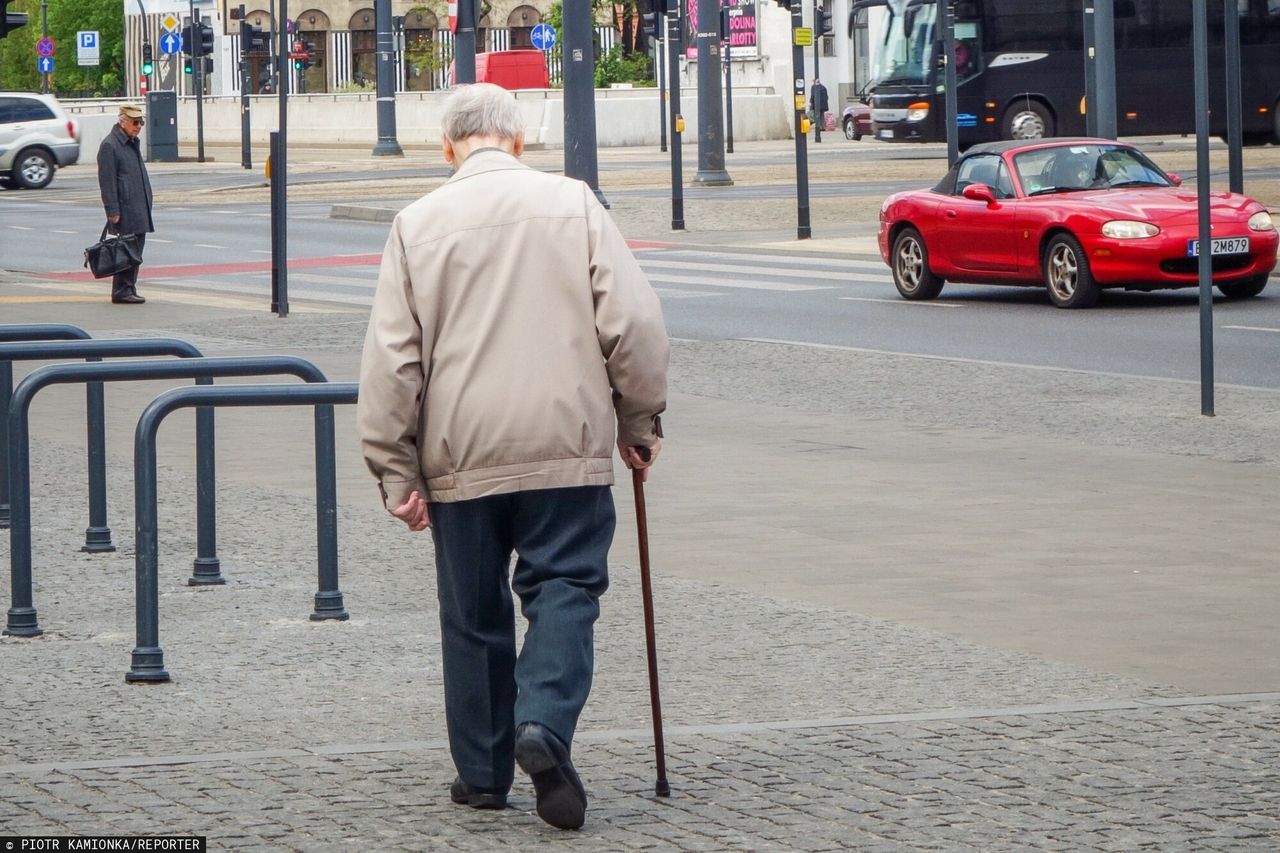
[530,23,557,52]
[160,32,183,55]
[37,56,54,73]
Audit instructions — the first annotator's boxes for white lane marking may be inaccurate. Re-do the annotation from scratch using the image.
[10,226,33,230]
[1224,325,1280,334]
[194,244,225,249]
[250,250,273,255]
[839,296,966,308]
[150,238,175,244]
[740,337,1280,392]
[647,275,831,293]
[641,259,875,281]
[650,250,887,272]
[654,287,724,299]
[52,230,76,235]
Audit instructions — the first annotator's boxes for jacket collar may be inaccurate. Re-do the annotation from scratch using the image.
[448,147,526,183]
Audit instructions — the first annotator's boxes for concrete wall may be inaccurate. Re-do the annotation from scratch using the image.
[64,87,793,153]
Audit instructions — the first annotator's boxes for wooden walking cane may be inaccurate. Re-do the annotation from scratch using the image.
[632,449,671,797]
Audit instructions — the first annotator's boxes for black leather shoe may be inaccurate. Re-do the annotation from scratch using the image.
[515,721,587,830]
[449,777,507,810]
[111,293,146,304]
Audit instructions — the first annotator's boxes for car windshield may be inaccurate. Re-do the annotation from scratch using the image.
[1015,145,1172,196]
[872,0,938,88]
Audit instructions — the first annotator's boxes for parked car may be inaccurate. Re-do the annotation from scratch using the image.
[878,138,1278,308]
[0,92,80,190]
[842,101,872,141]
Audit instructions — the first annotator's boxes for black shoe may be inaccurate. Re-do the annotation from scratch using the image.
[515,721,587,830]
[111,293,145,304]
[449,777,507,810]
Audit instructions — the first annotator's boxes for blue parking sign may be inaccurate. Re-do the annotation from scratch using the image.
[79,32,97,49]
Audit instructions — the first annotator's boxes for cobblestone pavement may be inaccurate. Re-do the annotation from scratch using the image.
[4,160,1280,847]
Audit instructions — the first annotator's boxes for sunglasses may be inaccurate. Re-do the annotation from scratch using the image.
[128,118,145,127]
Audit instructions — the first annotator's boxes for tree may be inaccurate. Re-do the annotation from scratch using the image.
[0,0,124,95]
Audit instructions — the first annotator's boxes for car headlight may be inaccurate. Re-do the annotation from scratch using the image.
[1248,211,1275,232]
[906,101,930,122]
[1101,220,1160,239]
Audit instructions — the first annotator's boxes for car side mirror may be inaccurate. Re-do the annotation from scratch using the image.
[1166,172,1183,186]
[962,183,998,206]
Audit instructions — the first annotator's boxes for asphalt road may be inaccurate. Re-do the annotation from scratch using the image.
[4,162,1279,390]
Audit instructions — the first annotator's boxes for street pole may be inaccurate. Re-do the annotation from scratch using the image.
[812,0,820,143]
[372,0,403,156]
[1083,1,1097,137]
[190,1,205,163]
[692,0,732,185]
[273,0,290,318]
[1094,0,1116,139]
[722,4,733,155]
[667,14,684,230]
[940,0,957,166]
[790,4,810,239]
[658,20,668,153]
[40,1,47,94]
[563,0,607,205]
[455,0,476,84]
[237,6,251,170]
[1193,0,1213,416]
[1224,0,1243,194]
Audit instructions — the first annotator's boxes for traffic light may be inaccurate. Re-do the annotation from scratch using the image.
[184,56,193,74]
[199,22,215,56]
[142,43,155,76]
[243,23,269,53]
[292,40,316,71]
[1,0,29,40]
[816,7,832,36]
[203,56,213,74]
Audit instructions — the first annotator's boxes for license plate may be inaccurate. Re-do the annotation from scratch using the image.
[1187,237,1249,257]
[878,128,894,140]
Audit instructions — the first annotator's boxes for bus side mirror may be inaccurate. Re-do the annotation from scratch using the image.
[1167,172,1182,186]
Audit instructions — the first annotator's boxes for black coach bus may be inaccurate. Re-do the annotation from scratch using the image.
[862,0,1280,146]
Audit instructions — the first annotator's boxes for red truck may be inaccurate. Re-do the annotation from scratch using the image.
[450,50,550,90]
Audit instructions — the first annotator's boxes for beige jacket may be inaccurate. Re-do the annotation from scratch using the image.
[358,149,669,507]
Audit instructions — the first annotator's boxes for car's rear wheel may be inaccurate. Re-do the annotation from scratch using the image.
[891,227,945,300]
[1002,100,1054,141]
[844,116,860,141]
[1217,275,1269,299]
[13,149,54,189]
[1043,233,1099,308]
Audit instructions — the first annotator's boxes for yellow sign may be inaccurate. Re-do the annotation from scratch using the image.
[794,94,806,110]
[794,27,813,46]
[161,14,180,32]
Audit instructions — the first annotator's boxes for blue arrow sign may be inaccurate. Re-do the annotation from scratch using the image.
[530,23,557,52]
[37,56,54,73]
[160,32,183,55]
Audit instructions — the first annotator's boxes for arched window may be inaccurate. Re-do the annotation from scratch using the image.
[296,10,331,93]
[403,8,439,92]
[245,9,275,94]
[507,5,541,49]
[349,8,377,86]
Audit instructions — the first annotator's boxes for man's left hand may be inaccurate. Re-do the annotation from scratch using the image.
[391,490,431,531]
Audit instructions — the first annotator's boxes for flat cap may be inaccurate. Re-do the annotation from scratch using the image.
[118,103,145,118]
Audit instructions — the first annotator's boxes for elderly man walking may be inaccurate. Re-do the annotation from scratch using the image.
[96,103,153,305]
[358,84,669,830]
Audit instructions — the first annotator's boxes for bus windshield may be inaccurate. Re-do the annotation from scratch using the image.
[872,0,938,88]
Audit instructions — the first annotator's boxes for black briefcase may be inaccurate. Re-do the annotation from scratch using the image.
[84,225,142,279]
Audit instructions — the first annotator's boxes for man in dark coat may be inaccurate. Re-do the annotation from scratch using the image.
[97,104,153,304]
[809,78,830,140]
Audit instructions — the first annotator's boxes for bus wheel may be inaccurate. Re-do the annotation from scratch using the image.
[1003,101,1054,141]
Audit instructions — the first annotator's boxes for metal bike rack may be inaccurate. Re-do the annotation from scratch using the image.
[1,324,94,529]
[0,338,206,552]
[4,356,331,639]
[128,382,359,683]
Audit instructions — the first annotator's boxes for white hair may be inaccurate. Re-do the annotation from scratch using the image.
[441,83,526,142]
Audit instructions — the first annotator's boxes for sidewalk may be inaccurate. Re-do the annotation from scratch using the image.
[3,208,1280,847]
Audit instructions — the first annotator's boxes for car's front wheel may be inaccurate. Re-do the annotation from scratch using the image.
[1217,275,1269,299]
[844,117,860,141]
[1043,233,1099,308]
[13,149,54,189]
[891,227,945,300]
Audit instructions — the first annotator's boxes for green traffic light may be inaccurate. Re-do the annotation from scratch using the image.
[142,62,154,75]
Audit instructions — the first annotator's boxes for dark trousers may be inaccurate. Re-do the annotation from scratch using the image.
[111,233,145,298]
[429,485,614,793]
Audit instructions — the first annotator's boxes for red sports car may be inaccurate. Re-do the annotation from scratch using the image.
[878,138,1278,308]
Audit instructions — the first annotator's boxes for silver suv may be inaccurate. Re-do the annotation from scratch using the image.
[0,92,80,190]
